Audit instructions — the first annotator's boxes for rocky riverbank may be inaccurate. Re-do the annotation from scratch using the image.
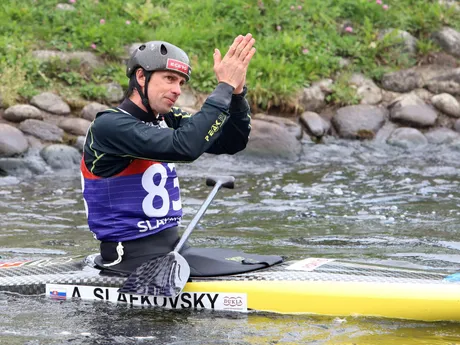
[1,24,460,177]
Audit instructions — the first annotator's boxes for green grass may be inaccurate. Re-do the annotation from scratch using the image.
[0,0,459,111]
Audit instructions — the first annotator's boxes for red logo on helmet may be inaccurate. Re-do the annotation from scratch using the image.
[166,59,190,75]
[167,58,190,76]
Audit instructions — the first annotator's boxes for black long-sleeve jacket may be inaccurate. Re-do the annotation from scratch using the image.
[83,83,251,177]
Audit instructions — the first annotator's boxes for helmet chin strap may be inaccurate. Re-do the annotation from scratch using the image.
[134,71,160,123]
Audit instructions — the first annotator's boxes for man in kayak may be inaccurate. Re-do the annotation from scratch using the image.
[80,34,282,275]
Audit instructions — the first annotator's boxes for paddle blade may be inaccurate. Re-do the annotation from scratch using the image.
[118,252,190,297]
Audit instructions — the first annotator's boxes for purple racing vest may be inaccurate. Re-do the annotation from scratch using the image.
[81,158,182,242]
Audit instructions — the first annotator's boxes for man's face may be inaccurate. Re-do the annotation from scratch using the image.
[146,71,186,114]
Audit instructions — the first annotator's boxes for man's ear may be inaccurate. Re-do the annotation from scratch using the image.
[135,69,146,88]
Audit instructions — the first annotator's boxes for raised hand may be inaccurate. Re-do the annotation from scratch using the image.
[213,34,256,91]
[233,73,246,95]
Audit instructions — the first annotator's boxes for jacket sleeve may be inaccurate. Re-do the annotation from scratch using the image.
[205,87,251,155]
[88,83,234,162]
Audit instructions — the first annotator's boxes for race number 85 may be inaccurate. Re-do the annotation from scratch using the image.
[141,163,181,218]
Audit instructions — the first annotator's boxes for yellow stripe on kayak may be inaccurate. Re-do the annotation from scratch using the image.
[183,280,460,322]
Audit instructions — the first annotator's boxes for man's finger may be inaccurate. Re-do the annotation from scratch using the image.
[234,33,253,58]
[239,38,256,60]
[213,48,222,67]
[225,35,244,59]
[242,47,256,65]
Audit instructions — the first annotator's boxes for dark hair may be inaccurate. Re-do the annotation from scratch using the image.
[124,69,154,99]
[124,73,138,99]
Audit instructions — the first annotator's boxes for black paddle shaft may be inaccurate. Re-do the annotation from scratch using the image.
[173,176,235,252]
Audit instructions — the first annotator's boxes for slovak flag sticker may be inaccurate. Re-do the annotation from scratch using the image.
[49,288,67,300]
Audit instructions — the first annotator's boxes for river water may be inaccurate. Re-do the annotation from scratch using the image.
[2,139,460,344]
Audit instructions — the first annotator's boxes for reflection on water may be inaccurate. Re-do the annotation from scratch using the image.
[2,296,460,345]
[2,140,460,344]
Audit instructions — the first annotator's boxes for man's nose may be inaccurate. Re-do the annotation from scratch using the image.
[171,83,182,95]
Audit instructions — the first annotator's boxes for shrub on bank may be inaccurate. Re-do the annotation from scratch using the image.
[0,0,459,111]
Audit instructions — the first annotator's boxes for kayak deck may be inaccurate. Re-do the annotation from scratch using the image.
[0,255,451,293]
[1,255,459,321]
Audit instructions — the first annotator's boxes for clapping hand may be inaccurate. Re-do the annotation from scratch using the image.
[213,33,256,94]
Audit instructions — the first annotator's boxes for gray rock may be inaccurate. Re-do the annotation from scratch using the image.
[374,122,399,144]
[0,91,3,108]
[175,89,197,108]
[420,65,460,82]
[431,93,460,118]
[389,94,438,127]
[313,79,334,94]
[243,119,301,161]
[381,90,403,105]
[0,124,29,157]
[253,113,302,139]
[74,136,86,152]
[43,114,66,127]
[30,92,71,115]
[81,102,108,121]
[349,74,382,105]
[426,80,460,95]
[59,118,91,136]
[300,133,315,146]
[32,50,104,70]
[103,82,124,103]
[3,104,44,122]
[300,111,330,137]
[390,93,426,108]
[432,27,460,58]
[390,104,438,127]
[425,69,460,95]
[410,88,435,103]
[0,157,48,176]
[383,65,459,94]
[40,144,81,170]
[424,52,460,68]
[25,135,44,152]
[25,156,49,174]
[455,119,460,133]
[436,113,456,128]
[19,119,64,142]
[0,158,32,176]
[332,105,387,139]
[424,128,460,144]
[381,69,423,93]
[379,29,418,55]
[387,127,428,148]
[300,85,326,112]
